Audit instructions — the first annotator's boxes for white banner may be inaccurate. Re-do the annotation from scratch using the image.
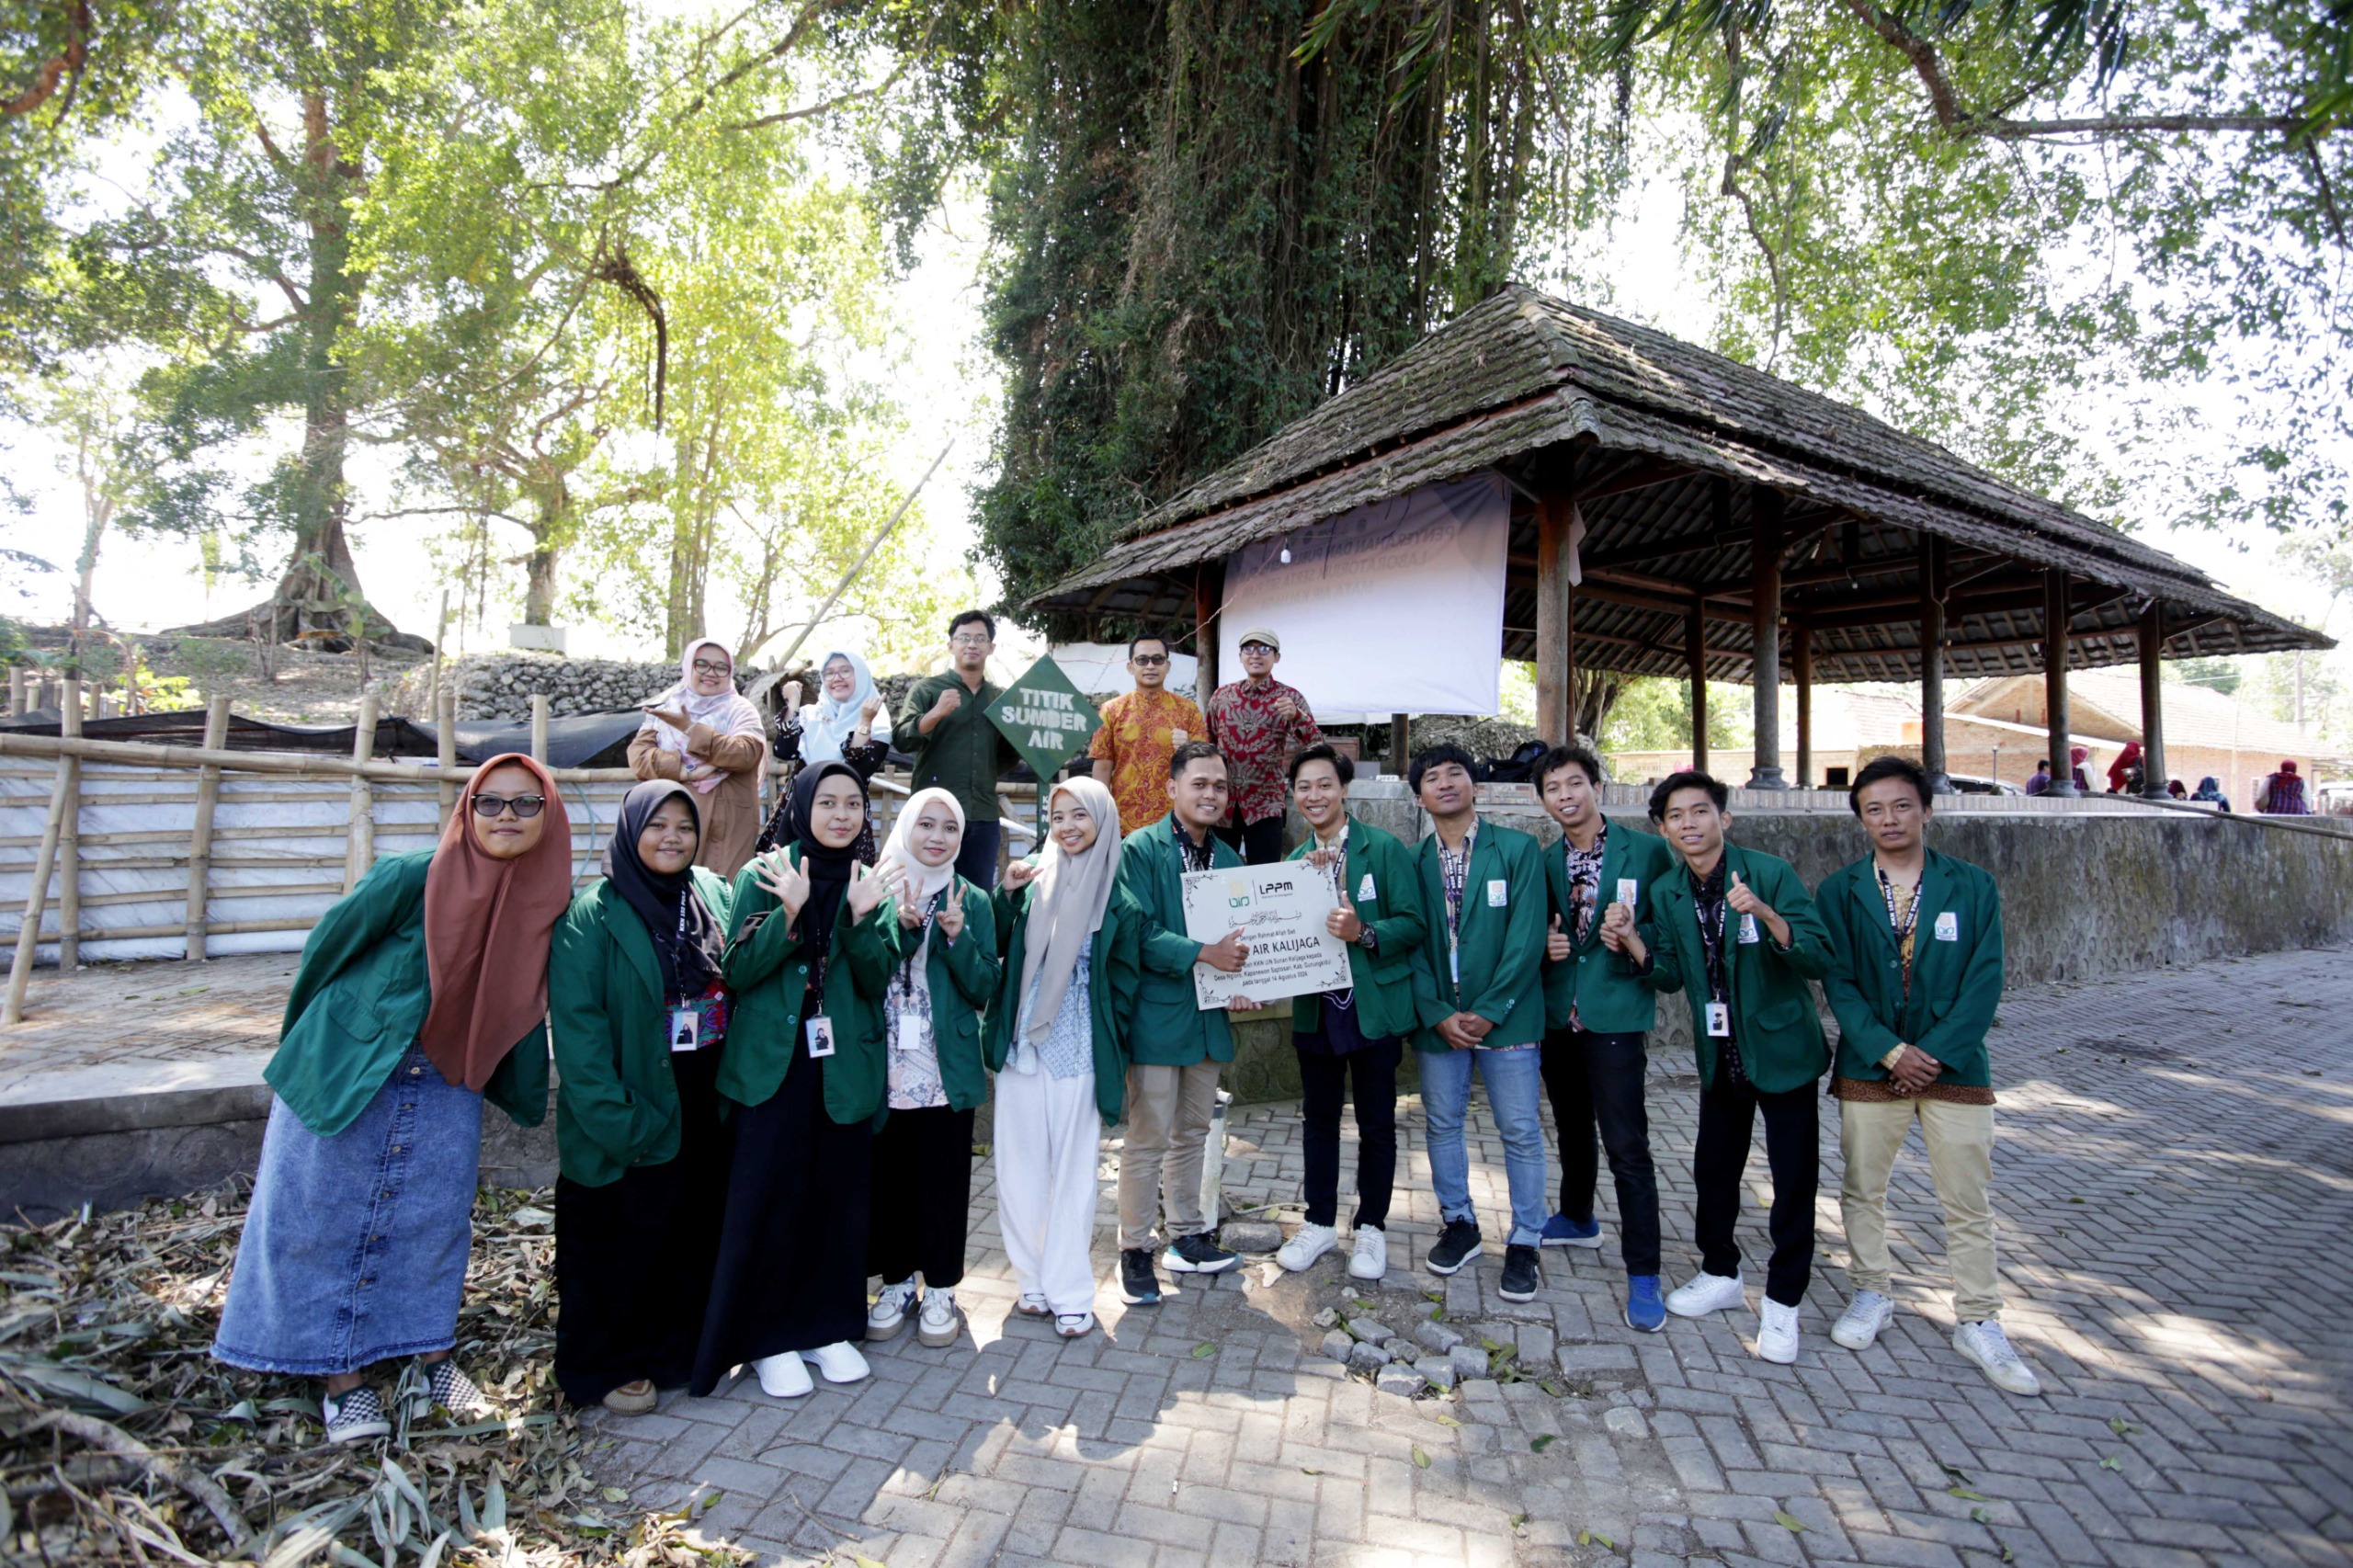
[1217,472,1508,716]
[1179,863,1352,1008]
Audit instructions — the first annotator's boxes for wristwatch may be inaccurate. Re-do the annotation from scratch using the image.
[1354,926,1379,955]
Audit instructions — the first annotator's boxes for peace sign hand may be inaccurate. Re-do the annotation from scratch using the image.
[1545,913,1572,962]
[753,848,811,923]
[935,879,967,941]
[844,861,889,921]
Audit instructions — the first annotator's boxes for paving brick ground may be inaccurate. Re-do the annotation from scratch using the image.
[0,951,293,1096]
[579,944,2353,1567]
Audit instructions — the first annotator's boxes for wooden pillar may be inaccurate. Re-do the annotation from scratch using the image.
[343,692,378,892]
[56,681,81,971]
[1793,622,1813,790]
[1535,495,1579,746]
[436,688,460,829]
[1687,596,1710,774]
[1919,535,1951,794]
[185,695,231,961]
[1194,562,1224,703]
[2042,568,2078,796]
[1390,713,1410,775]
[1746,489,1786,789]
[2138,600,2168,797]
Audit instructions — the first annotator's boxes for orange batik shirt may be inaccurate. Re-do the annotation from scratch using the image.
[1087,687,1208,835]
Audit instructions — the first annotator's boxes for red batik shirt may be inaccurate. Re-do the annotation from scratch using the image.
[1205,676,1324,824]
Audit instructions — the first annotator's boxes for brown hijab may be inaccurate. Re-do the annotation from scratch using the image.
[417,753,575,1089]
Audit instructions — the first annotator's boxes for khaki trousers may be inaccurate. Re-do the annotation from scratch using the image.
[1838,1096,2002,1323]
[1118,1061,1222,1250]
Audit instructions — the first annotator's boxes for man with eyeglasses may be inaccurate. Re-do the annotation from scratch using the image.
[1204,627,1322,865]
[896,610,1017,887]
[1085,634,1206,835]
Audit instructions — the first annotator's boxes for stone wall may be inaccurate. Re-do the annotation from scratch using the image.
[1222,785,2353,1101]
[382,652,707,720]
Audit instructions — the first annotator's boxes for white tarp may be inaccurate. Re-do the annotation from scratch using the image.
[1216,472,1508,716]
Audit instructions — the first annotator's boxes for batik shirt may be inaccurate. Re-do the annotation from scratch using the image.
[1562,822,1608,1028]
[1087,687,1207,834]
[1205,677,1324,825]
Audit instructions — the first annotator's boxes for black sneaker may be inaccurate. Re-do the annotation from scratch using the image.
[1120,1247,1163,1305]
[1426,1218,1483,1275]
[1164,1233,1240,1274]
[1499,1244,1541,1302]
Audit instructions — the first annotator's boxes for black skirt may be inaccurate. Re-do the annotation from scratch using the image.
[554,1047,731,1405]
[690,1017,871,1394]
[867,1103,975,1289]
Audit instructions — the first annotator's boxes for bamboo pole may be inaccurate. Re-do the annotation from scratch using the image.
[184,695,232,961]
[6,668,21,716]
[344,692,379,893]
[0,732,642,784]
[429,589,449,715]
[56,682,81,972]
[437,688,459,828]
[3,736,73,1025]
[530,693,550,764]
[766,438,953,672]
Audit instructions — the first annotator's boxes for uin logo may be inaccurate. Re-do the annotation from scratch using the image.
[1225,877,1253,911]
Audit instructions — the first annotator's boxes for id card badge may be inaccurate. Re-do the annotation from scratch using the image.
[1485,879,1509,908]
[668,1007,700,1052]
[1935,911,1960,942]
[805,1015,836,1059]
[1617,877,1639,909]
[1706,1001,1733,1038]
[1738,913,1760,944]
[1358,872,1377,903]
[892,1009,932,1056]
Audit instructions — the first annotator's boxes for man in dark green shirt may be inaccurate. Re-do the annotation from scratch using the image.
[894,610,1017,887]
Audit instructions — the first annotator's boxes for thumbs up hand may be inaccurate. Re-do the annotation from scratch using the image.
[1724,870,1791,948]
[1545,912,1573,962]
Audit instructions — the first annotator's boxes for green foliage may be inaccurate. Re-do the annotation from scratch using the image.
[1600,677,1754,755]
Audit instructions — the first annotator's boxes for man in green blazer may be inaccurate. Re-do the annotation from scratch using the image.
[1274,743,1427,1282]
[1818,756,2037,1396]
[1534,743,1677,1333]
[1616,770,1830,1365]
[1110,740,1253,1305]
[1404,744,1552,1303]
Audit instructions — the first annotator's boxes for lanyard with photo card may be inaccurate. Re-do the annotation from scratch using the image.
[805,1014,836,1059]
[1706,1001,1733,1037]
[668,987,729,1052]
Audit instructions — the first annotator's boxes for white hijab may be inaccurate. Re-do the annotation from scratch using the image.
[798,648,893,764]
[876,787,966,968]
[1017,776,1121,1043]
[642,639,764,794]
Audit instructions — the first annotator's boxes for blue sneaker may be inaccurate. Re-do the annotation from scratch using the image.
[1625,1275,1667,1333]
[1540,1212,1605,1249]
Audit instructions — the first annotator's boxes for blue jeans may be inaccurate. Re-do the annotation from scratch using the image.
[1419,1044,1549,1248]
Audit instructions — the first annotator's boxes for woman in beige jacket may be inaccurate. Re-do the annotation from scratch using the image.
[629,639,767,876]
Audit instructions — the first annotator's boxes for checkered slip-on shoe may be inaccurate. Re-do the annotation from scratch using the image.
[322,1386,392,1445]
[424,1358,493,1420]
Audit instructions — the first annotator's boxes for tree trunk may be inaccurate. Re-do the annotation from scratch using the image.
[523,475,569,626]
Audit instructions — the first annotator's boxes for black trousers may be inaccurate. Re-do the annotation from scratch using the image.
[956,821,1000,889]
[1691,1074,1818,1308]
[1216,813,1287,865]
[1539,1027,1662,1275]
[1296,1039,1401,1230]
[867,1103,975,1288]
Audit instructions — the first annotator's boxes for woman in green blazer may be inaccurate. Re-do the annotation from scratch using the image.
[856,787,1003,1351]
[212,755,572,1444]
[549,780,734,1415]
[690,762,894,1403]
[986,777,1141,1338]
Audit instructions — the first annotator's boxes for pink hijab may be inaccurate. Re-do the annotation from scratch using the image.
[642,639,765,794]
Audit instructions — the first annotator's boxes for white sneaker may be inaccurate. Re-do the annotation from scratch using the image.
[1756,1299,1801,1364]
[917,1289,962,1348]
[1278,1222,1339,1272]
[1347,1225,1388,1281]
[754,1352,813,1399]
[1954,1320,2041,1396]
[808,1341,870,1385]
[867,1278,917,1342]
[1665,1270,1745,1318]
[1831,1290,1895,1350]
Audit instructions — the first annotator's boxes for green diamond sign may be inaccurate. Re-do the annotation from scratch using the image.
[988,654,1103,784]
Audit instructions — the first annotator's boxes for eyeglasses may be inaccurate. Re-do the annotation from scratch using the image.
[472,793,547,819]
[949,634,992,648]
[690,659,730,676]
[1131,653,1169,666]
[1240,642,1274,653]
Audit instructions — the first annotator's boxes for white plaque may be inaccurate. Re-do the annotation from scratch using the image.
[1179,864,1354,1010]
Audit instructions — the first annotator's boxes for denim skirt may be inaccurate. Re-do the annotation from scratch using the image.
[213,1044,483,1376]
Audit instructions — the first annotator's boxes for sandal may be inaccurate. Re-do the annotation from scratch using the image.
[1054,1312,1096,1339]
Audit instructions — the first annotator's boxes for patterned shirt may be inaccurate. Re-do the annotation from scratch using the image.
[1436,824,1476,995]
[1205,676,1324,825]
[885,942,948,1111]
[1878,868,1920,1000]
[1087,687,1206,834]
[1012,949,1095,1079]
[1563,822,1608,943]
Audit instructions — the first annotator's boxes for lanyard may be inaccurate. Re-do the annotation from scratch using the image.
[1694,888,1730,1004]
[1877,867,1921,997]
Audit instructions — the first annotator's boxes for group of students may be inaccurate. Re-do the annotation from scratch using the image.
[207,619,2037,1447]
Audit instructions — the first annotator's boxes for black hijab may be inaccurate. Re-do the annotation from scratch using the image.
[610,780,725,1001]
[784,761,866,970]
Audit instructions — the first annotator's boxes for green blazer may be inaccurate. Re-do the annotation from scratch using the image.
[1284,814,1427,1041]
[1633,843,1832,1095]
[1405,818,1548,1052]
[1818,847,2004,1088]
[986,885,1145,1123]
[717,846,892,1126]
[266,851,548,1138]
[547,869,735,1187]
[850,873,1003,1113]
[1540,819,1677,1036]
[1114,815,1243,1067]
